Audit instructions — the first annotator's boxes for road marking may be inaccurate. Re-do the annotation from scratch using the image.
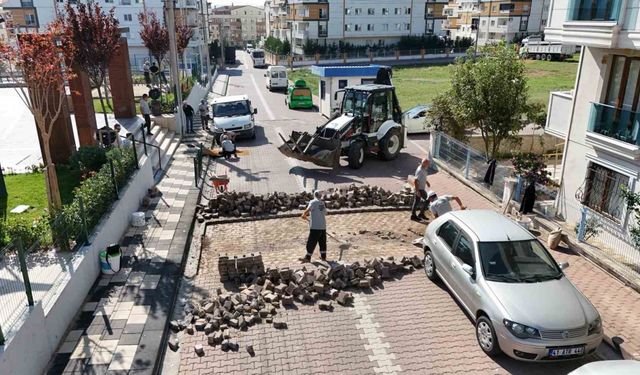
[353,295,401,374]
[250,74,275,120]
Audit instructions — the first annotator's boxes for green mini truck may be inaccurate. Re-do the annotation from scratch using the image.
[285,79,313,109]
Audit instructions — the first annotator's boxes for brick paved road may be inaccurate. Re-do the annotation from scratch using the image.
[179,212,596,374]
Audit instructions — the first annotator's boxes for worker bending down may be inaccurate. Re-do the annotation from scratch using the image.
[220,134,238,160]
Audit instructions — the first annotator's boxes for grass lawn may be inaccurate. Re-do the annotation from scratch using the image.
[1,168,80,221]
[289,56,579,110]
[93,98,143,115]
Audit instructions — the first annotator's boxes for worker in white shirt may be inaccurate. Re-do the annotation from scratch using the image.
[139,94,152,135]
[220,134,238,159]
[426,191,466,218]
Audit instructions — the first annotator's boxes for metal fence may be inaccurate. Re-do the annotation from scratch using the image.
[0,240,35,345]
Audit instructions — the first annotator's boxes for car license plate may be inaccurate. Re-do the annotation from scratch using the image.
[548,346,585,358]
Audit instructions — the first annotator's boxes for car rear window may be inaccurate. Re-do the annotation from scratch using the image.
[253,51,264,58]
[292,88,311,97]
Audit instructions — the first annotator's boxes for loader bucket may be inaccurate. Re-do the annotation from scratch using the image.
[278,131,342,168]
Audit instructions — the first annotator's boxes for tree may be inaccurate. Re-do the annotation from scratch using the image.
[282,39,291,55]
[60,2,121,129]
[138,11,169,67]
[432,43,539,158]
[427,95,468,141]
[0,26,75,210]
[621,188,640,248]
[176,23,193,78]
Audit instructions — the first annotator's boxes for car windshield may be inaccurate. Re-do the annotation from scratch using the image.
[213,101,250,117]
[292,88,310,97]
[342,90,369,116]
[479,240,562,283]
[253,51,264,58]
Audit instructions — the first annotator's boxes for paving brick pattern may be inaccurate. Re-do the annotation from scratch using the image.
[45,127,205,374]
[179,212,598,374]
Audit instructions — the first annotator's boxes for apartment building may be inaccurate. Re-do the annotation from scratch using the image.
[0,0,207,71]
[543,0,638,253]
[443,0,549,45]
[268,0,435,55]
[209,5,265,46]
[425,0,449,36]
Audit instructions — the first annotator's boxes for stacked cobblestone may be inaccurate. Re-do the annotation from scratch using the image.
[198,185,414,219]
[217,253,265,282]
[170,255,424,353]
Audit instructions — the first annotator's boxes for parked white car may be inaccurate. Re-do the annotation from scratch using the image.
[569,360,640,374]
[403,104,434,134]
[251,49,265,68]
[211,94,257,139]
[265,65,288,91]
[422,210,603,361]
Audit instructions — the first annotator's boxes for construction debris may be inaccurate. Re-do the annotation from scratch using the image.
[174,255,423,352]
[199,185,414,219]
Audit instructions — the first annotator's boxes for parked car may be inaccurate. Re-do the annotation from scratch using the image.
[251,49,265,68]
[211,94,258,140]
[422,210,603,361]
[403,104,434,134]
[246,43,254,54]
[285,79,313,109]
[265,65,288,91]
[569,360,640,375]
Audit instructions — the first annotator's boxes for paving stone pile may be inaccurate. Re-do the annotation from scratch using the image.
[197,185,414,219]
[218,253,265,282]
[170,255,424,354]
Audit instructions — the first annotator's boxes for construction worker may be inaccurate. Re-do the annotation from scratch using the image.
[299,190,327,263]
[411,158,431,222]
[426,191,466,218]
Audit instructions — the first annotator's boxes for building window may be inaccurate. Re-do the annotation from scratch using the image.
[355,8,362,15]
[382,24,389,31]
[497,18,508,26]
[523,5,530,12]
[345,8,351,15]
[105,0,114,3]
[368,8,375,15]
[404,23,410,31]
[24,14,36,26]
[519,16,528,31]
[345,24,352,31]
[319,8,327,19]
[605,56,640,111]
[394,8,401,15]
[481,19,486,26]
[426,6,434,16]
[491,19,495,26]
[355,24,362,31]
[338,80,348,89]
[405,7,411,15]
[367,24,374,31]
[579,163,630,220]
[382,8,389,15]
[395,23,401,30]
[499,3,514,12]
[124,14,133,22]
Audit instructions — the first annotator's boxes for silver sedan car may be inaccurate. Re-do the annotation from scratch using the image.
[422,210,603,361]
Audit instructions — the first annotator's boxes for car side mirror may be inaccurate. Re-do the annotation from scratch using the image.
[558,261,570,270]
[253,108,258,115]
[264,73,267,77]
[462,263,475,278]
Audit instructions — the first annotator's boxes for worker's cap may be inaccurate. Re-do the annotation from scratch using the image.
[313,190,322,199]
[426,191,437,199]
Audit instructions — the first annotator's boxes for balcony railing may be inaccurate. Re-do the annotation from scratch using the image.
[588,102,640,146]
[567,0,622,21]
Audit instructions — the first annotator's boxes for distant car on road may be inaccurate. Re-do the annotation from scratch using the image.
[246,43,254,54]
[285,79,313,109]
[422,210,603,361]
[265,65,288,91]
[403,104,434,134]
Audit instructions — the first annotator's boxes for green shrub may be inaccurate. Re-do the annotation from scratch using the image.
[5,216,50,249]
[69,146,108,174]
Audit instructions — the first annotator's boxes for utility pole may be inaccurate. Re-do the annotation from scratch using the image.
[165,0,184,136]
[201,0,211,82]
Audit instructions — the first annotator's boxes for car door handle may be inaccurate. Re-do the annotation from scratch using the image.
[450,261,457,269]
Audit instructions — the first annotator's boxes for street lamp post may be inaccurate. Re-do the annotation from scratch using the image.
[165,0,184,136]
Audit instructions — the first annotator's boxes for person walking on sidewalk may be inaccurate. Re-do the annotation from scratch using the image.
[411,158,431,222]
[143,60,151,87]
[140,94,153,135]
[426,191,466,218]
[198,99,209,130]
[183,101,195,133]
[299,190,327,263]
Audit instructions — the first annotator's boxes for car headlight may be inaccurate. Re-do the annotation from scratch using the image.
[503,319,540,339]
[244,123,252,129]
[588,317,602,335]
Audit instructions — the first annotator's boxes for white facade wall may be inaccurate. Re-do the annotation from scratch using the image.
[230,5,265,42]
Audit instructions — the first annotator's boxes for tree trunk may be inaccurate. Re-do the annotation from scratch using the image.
[96,84,109,128]
[43,147,62,211]
[103,79,113,112]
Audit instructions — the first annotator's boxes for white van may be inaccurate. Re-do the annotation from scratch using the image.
[251,49,265,68]
[264,66,288,91]
[211,95,257,139]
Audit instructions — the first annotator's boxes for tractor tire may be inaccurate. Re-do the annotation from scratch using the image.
[546,54,552,61]
[348,142,365,169]
[379,128,401,161]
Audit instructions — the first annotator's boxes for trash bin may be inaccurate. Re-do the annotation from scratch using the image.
[131,212,146,227]
[100,243,122,274]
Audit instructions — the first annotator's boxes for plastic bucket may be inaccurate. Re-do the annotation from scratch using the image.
[100,249,122,275]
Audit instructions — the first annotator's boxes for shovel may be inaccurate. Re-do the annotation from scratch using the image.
[302,217,352,260]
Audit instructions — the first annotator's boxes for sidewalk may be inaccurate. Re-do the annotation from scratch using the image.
[44,123,208,374]
[428,164,640,361]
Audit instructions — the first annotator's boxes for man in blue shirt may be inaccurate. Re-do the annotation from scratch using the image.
[299,190,327,263]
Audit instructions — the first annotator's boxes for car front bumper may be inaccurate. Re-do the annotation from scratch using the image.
[212,125,254,137]
[495,324,603,361]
